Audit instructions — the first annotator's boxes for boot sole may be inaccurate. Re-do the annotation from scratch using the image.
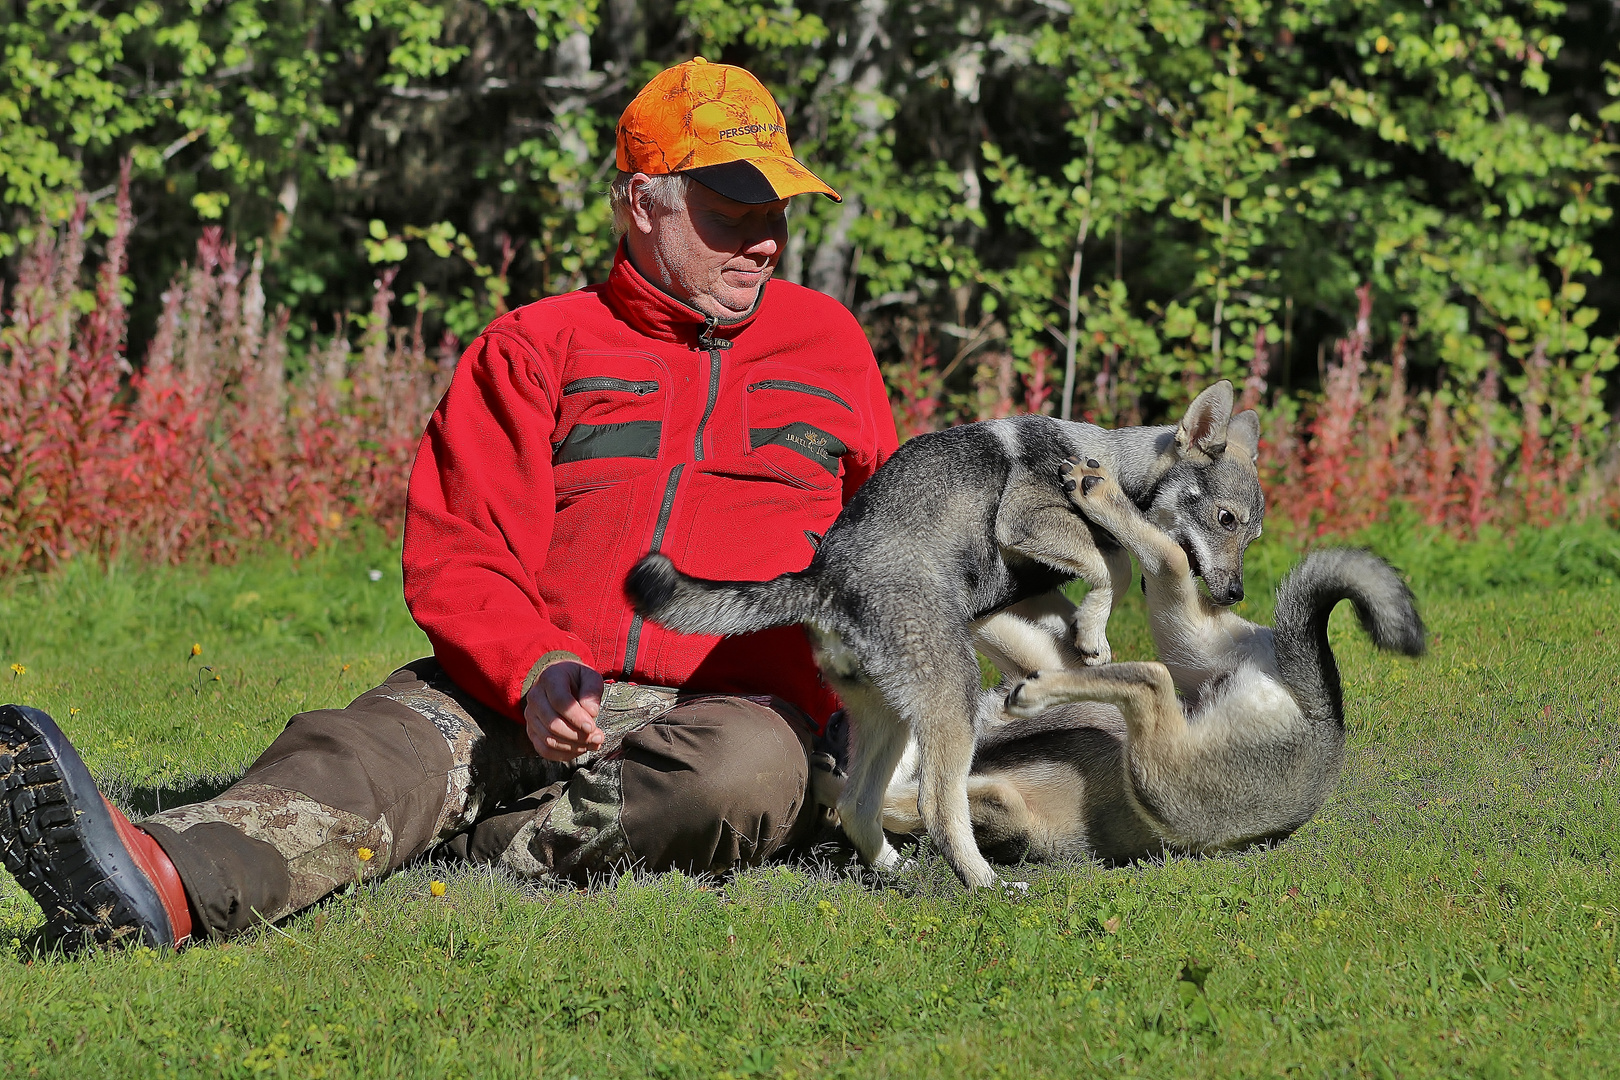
[0,704,174,951]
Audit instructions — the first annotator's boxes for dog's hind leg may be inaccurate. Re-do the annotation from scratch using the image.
[835,689,912,872]
[973,607,1077,681]
[908,666,1001,888]
[1004,662,1186,762]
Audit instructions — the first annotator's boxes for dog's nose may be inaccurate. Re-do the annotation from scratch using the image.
[1217,582,1244,605]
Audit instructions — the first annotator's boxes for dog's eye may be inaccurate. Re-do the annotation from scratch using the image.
[1218,508,1238,530]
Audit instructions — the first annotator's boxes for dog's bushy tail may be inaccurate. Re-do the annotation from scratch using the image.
[1271,548,1426,725]
[624,553,823,637]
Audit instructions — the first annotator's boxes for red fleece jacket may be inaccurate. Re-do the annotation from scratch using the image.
[402,249,899,730]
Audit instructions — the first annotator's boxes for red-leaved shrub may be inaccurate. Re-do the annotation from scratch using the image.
[0,167,454,572]
[2,172,1615,573]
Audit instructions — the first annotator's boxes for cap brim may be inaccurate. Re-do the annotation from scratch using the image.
[682,158,841,203]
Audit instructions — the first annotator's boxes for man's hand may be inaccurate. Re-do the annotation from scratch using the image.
[524,661,605,762]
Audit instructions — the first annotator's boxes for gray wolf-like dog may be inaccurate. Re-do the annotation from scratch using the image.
[623,382,1264,888]
[912,456,1426,864]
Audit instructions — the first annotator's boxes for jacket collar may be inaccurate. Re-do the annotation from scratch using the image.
[602,241,764,349]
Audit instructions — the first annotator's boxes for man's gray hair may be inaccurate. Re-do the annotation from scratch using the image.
[610,171,691,236]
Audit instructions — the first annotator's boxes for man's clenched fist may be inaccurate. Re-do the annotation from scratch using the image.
[524,660,605,761]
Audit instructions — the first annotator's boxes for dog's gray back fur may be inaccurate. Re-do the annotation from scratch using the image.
[629,412,1240,641]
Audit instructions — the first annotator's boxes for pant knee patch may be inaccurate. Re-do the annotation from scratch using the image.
[618,698,810,875]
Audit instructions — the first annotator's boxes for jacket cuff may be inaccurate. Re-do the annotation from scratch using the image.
[520,650,585,700]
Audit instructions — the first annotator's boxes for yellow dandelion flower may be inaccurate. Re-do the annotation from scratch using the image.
[357,847,375,862]
[190,643,202,657]
[8,663,24,678]
[430,881,447,898]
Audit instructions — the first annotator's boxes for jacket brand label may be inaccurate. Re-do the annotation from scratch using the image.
[750,422,847,474]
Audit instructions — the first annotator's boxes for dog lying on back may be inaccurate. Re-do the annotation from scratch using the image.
[625,382,1263,889]
[883,456,1425,864]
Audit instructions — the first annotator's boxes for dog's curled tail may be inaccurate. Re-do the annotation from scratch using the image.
[624,553,823,637]
[1271,548,1426,725]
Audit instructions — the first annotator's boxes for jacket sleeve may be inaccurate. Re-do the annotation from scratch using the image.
[402,326,592,722]
[841,338,901,505]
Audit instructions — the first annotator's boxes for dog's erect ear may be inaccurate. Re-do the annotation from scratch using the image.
[1175,380,1234,457]
[1227,409,1260,463]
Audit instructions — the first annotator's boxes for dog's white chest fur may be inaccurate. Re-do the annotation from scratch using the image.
[808,626,863,679]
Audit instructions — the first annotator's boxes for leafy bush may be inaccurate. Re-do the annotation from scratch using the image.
[4,0,1615,414]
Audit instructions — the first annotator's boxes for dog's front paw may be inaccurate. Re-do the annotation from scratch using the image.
[1004,671,1054,717]
[1059,457,1130,529]
[1075,628,1112,667]
[1059,456,1120,500]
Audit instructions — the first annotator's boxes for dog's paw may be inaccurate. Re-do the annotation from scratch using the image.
[1004,672,1053,717]
[1075,630,1112,667]
[1061,457,1129,521]
[870,841,905,872]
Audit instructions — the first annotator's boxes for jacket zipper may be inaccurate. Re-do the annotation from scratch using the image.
[622,463,686,679]
[562,376,659,396]
[693,316,730,461]
[746,379,853,412]
[623,317,727,677]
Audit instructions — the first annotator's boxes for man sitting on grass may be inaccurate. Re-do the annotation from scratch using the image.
[0,57,898,950]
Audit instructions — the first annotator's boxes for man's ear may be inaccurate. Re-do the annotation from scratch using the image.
[626,173,661,236]
[1175,380,1235,457]
[1227,409,1260,463]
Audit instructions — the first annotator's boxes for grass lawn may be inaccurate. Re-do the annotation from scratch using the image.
[0,536,1617,1078]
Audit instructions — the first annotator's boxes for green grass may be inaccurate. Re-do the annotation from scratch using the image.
[1,533,1618,1078]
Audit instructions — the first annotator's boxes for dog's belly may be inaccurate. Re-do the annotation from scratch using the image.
[978,552,1076,620]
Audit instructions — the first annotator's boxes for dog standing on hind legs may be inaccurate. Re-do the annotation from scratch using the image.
[625,382,1266,888]
[995,457,1428,856]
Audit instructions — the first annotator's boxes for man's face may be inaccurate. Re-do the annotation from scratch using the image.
[628,176,790,323]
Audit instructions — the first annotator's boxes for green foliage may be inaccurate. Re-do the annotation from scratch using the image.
[984,0,1617,447]
[1,0,1616,445]
[1236,506,1620,611]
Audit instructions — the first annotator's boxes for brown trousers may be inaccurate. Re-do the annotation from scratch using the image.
[139,660,815,938]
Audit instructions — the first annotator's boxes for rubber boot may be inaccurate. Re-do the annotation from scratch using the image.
[0,704,192,950]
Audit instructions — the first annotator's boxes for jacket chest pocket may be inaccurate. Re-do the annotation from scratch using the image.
[740,376,856,491]
[552,355,668,491]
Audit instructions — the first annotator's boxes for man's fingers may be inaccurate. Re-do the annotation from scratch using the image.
[545,681,600,738]
[526,717,601,762]
[522,661,608,760]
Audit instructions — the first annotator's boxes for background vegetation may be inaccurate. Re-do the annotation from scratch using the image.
[5,0,1620,565]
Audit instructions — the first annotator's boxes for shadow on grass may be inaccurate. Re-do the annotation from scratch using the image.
[108,774,242,816]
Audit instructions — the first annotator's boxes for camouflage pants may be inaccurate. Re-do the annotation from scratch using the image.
[139,659,816,938]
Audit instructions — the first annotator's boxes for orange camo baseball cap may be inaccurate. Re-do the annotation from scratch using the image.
[616,57,840,204]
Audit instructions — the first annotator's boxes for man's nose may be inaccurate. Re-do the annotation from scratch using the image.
[744,233,780,259]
